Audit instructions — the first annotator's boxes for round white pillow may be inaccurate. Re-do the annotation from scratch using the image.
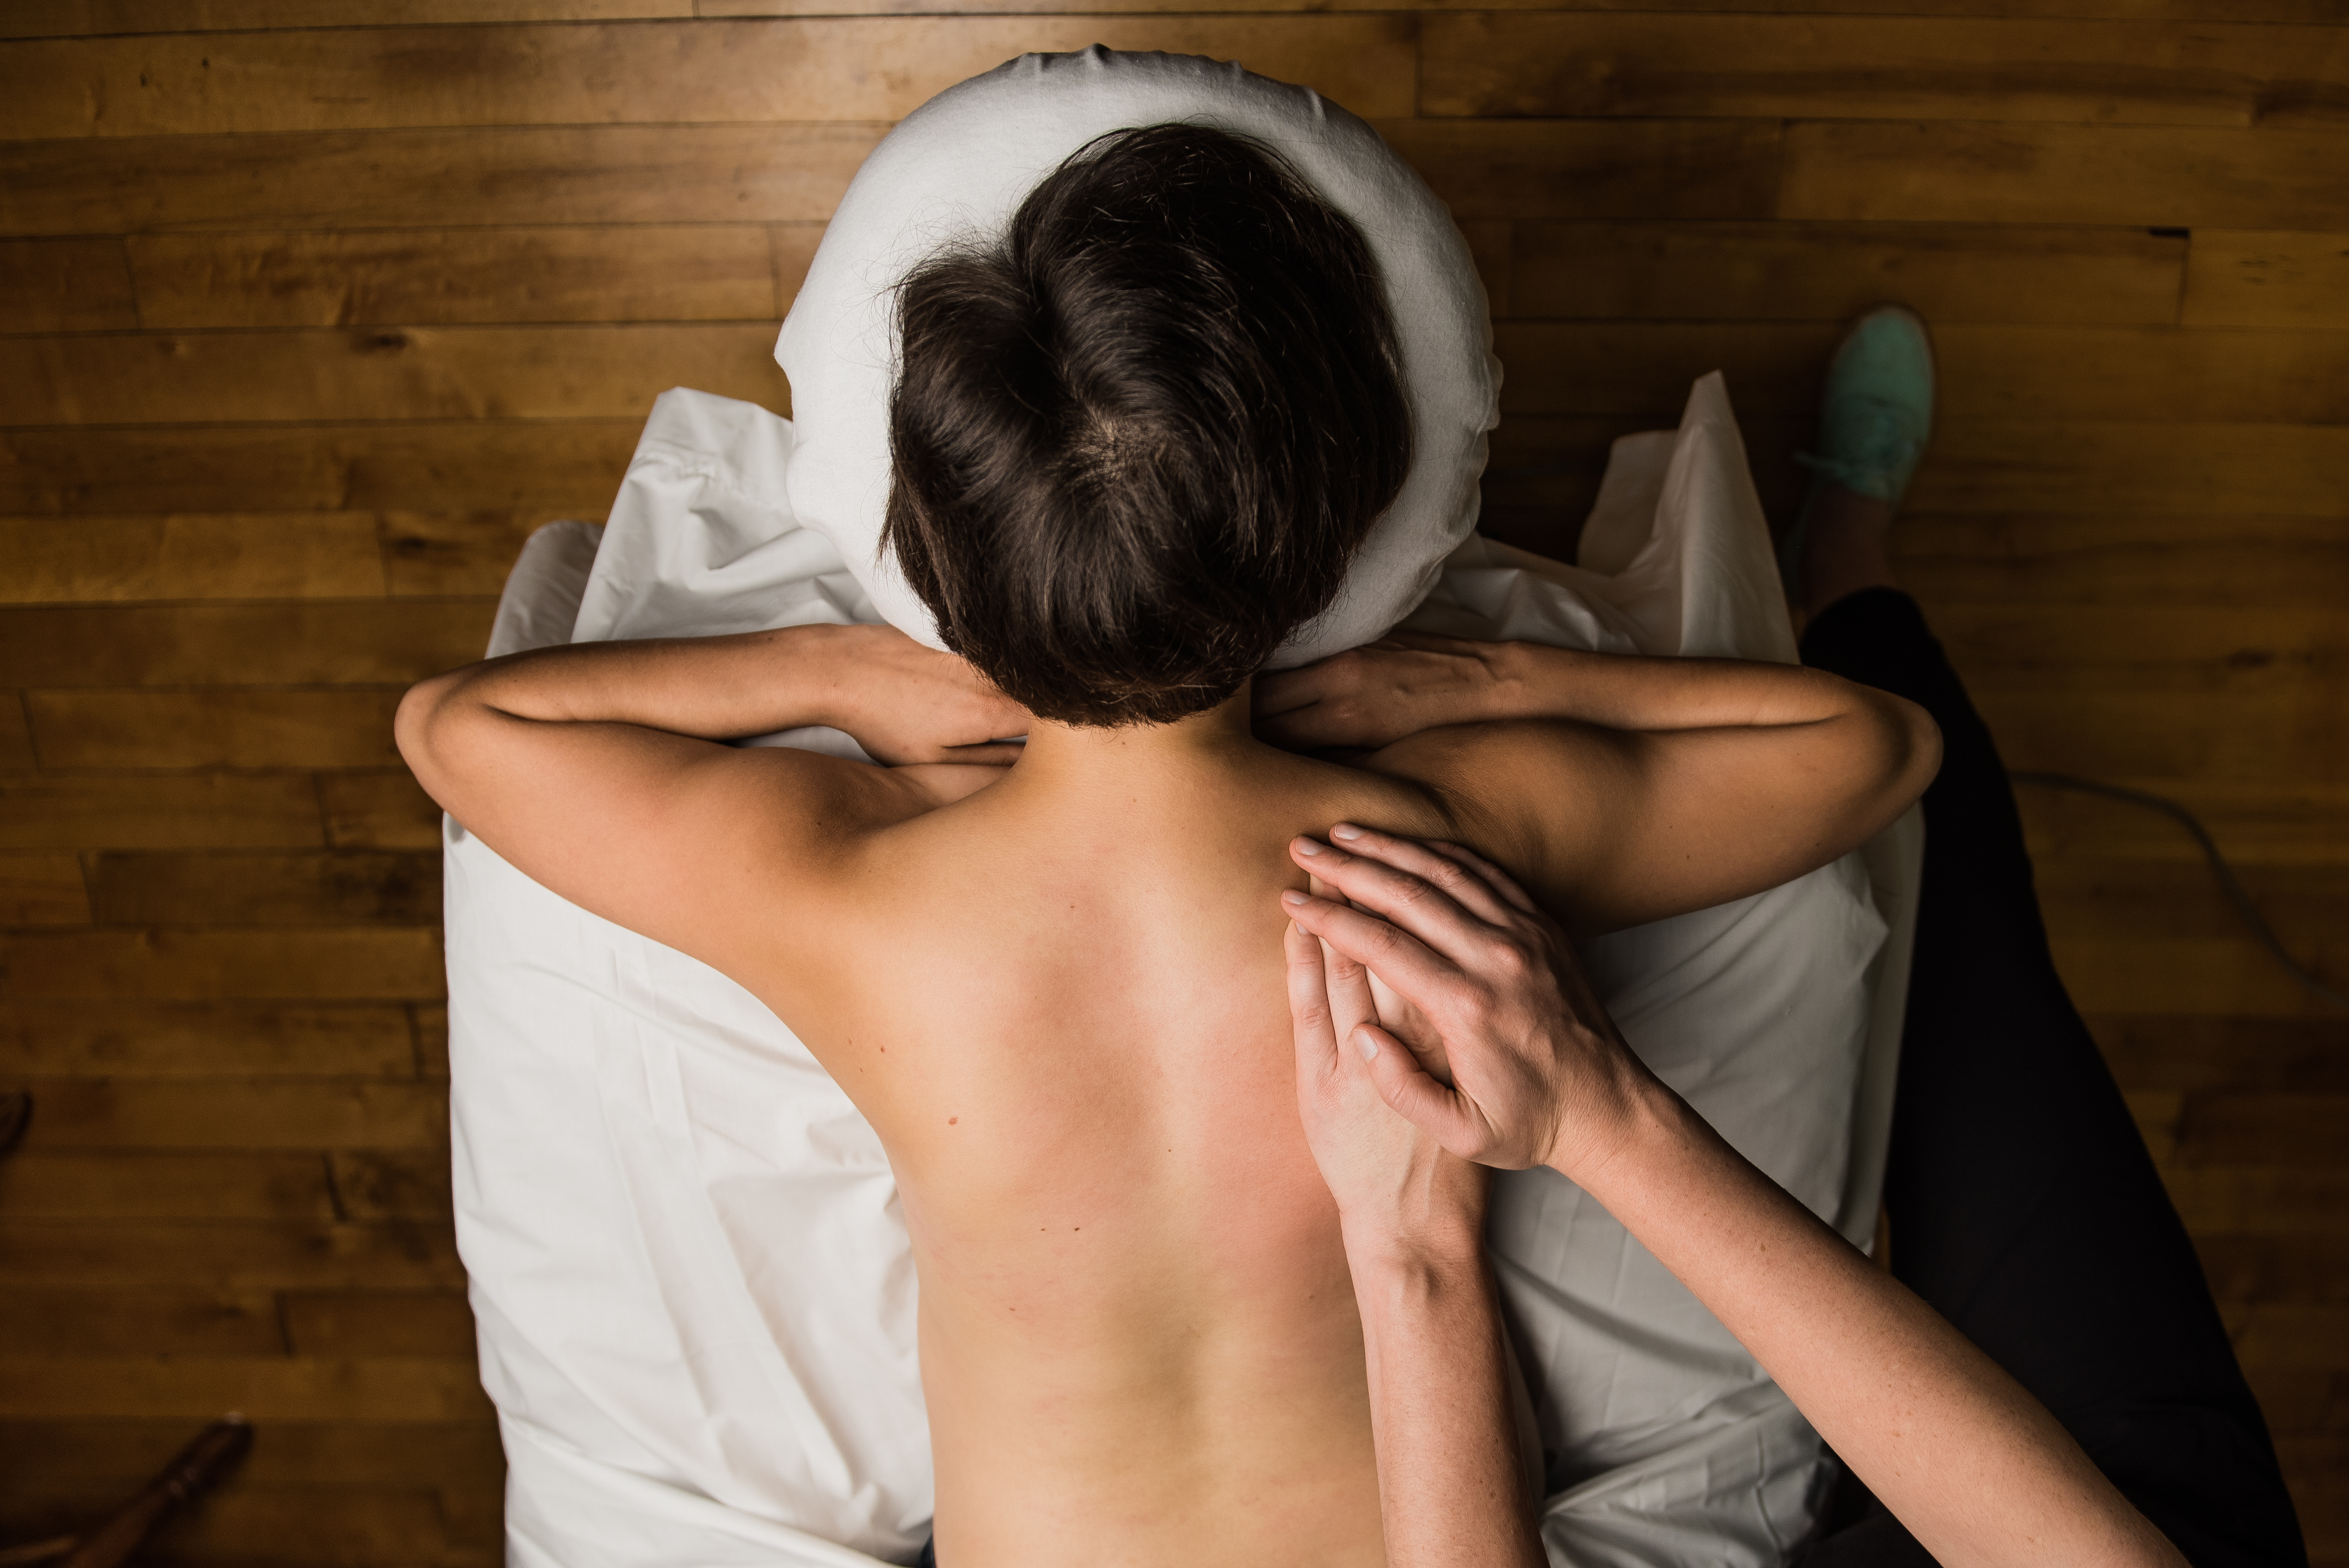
[775,45,1500,671]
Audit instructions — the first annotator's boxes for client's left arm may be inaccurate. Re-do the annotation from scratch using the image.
[395,624,1022,965]
[1256,632,1940,935]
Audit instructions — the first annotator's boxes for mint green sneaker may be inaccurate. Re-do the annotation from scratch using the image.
[1780,306,1935,589]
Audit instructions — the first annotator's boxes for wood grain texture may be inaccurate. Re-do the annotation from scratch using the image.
[0,1152,336,1220]
[1,422,642,515]
[0,124,886,235]
[0,1219,465,1289]
[7,1,688,35]
[86,851,442,925]
[1508,220,2187,324]
[0,604,492,687]
[0,852,89,924]
[1421,14,2349,126]
[9,1078,444,1159]
[0,1285,287,1356]
[0,1000,420,1076]
[1,324,791,426]
[319,771,445,851]
[0,17,1418,137]
[329,1150,454,1221]
[1903,421,2349,516]
[380,510,583,597]
[1928,604,2345,694]
[1779,121,2349,227]
[1498,321,2349,423]
[0,927,444,1000]
[0,1416,503,1487]
[0,237,134,332]
[2183,229,2349,328]
[0,696,33,771]
[127,225,805,329]
[0,1355,493,1420]
[281,1292,473,1356]
[26,689,407,770]
[1899,514,2349,606]
[0,514,388,604]
[2162,1167,2349,1234]
[0,772,327,851]
[2093,1015,2349,1089]
[1379,119,1784,220]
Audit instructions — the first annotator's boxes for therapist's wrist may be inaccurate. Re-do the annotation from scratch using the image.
[1336,1162,1489,1275]
[1548,1070,1705,1203]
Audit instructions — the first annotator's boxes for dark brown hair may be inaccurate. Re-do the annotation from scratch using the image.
[883,123,1412,726]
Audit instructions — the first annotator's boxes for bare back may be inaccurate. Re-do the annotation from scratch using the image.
[396,623,1934,1567]
[738,742,1457,1568]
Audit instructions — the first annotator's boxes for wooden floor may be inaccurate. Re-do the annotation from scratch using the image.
[1,3,2342,1564]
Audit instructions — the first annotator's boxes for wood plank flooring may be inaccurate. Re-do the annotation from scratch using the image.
[2,6,2342,1564]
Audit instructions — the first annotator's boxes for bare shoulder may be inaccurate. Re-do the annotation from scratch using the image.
[1349,720,1620,873]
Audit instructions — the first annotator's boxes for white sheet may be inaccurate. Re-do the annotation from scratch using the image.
[448,373,1920,1567]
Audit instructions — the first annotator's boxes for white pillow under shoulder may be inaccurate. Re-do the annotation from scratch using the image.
[776,45,1501,670]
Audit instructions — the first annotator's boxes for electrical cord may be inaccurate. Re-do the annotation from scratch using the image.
[2009,771,2349,1014]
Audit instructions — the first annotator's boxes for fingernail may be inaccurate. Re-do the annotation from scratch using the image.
[1281,889,1308,907]
[1294,838,1323,856]
[1353,1028,1379,1062]
[1330,824,1363,842]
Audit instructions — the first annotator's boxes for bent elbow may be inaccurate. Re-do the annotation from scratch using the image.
[1880,693,1942,815]
[394,673,466,801]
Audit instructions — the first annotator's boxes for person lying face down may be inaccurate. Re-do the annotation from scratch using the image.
[396,124,1938,1568]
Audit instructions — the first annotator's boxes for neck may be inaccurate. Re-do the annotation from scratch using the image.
[1014,684,1259,792]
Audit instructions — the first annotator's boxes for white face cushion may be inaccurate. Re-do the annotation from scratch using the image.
[776,45,1501,671]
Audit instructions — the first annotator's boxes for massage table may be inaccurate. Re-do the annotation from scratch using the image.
[441,48,1924,1568]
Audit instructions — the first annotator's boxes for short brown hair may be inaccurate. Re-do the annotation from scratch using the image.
[884,124,1412,726]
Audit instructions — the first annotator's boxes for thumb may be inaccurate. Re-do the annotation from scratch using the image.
[1352,1022,1485,1158]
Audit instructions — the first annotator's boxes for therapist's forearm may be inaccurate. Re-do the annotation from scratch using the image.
[1341,1221,1544,1568]
[1574,1081,2188,1568]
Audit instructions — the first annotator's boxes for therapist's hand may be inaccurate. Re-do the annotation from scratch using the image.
[1281,824,1654,1185]
[1285,882,1486,1246]
[1255,633,1525,753]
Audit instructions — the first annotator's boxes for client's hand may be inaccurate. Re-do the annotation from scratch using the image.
[825,625,1029,766]
[1281,825,1651,1184]
[1254,632,1523,752]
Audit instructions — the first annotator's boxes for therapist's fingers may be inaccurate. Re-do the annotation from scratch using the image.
[1283,919,1345,1086]
[1324,824,1522,929]
[1281,887,1464,1024]
[1291,834,1507,964]
[1310,873,1384,1046]
[1422,840,1543,918]
[1348,1020,1496,1160]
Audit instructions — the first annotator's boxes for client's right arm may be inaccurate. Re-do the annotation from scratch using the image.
[395,624,1021,965]
[1257,633,1940,935]
[1281,826,2191,1568]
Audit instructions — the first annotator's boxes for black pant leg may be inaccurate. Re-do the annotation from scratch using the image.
[1794,589,2304,1568]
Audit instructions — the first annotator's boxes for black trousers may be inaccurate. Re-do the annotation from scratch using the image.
[1796,589,2305,1567]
